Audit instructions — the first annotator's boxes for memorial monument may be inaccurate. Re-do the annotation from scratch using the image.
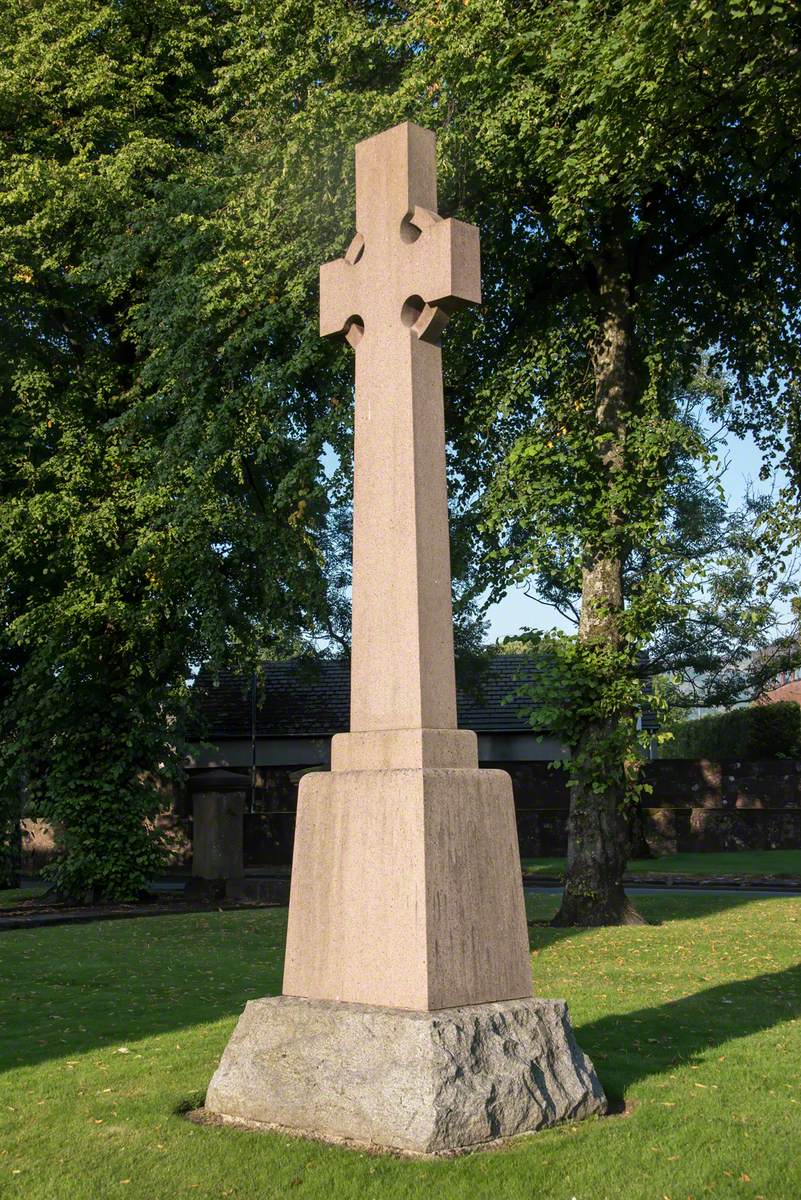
[205,121,606,1154]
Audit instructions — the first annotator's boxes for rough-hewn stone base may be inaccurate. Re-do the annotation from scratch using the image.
[204,995,606,1155]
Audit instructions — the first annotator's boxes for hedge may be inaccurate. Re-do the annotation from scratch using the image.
[666,701,801,760]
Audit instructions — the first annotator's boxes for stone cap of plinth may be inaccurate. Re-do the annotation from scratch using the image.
[330,728,478,771]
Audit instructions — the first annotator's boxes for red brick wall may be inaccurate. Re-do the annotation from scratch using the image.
[761,678,801,705]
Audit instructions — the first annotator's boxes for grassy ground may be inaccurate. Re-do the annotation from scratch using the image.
[0,884,46,908]
[521,849,801,879]
[1,894,800,1200]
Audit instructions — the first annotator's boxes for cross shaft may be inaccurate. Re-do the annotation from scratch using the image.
[319,122,480,744]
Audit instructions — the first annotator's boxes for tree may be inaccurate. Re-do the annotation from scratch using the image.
[5,0,799,916]
[0,1,339,899]
[395,0,801,923]
[159,0,801,923]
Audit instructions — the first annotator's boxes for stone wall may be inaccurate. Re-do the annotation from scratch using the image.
[502,759,801,857]
[501,763,801,859]
[641,758,801,855]
[203,758,801,864]
[16,758,801,879]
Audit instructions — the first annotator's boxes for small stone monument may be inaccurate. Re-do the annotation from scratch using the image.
[205,122,606,1154]
[187,791,245,900]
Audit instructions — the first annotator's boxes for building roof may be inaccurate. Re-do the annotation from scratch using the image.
[193,655,542,739]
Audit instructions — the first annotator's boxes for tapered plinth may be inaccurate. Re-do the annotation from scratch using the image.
[282,764,532,1011]
[204,995,607,1155]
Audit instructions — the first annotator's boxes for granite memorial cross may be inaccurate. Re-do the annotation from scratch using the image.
[205,122,606,1154]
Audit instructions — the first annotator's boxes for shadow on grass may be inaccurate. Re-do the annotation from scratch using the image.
[577,961,801,1102]
[0,911,286,1074]
[3,899,799,1092]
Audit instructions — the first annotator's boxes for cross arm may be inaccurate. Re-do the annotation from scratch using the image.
[414,215,481,311]
[320,234,365,347]
[404,212,481,344]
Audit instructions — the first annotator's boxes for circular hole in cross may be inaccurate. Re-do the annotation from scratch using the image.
[401,296,424,328]
[399,214,421,243]
[344,316,364,347]
[345,232,365,264]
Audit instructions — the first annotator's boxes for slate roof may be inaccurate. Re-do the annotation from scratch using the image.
[193,655,542,739]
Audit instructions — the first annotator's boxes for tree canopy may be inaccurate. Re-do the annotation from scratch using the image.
[0,1,342,897]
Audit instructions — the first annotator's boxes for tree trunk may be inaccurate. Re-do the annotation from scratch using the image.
[553,226,645,927]
[552,728,644,927]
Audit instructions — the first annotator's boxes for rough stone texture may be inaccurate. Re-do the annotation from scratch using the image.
[282,766,532,1011]
[205,995,607,1155]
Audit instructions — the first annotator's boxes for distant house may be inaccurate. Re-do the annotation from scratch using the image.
[187,656,570,865]
[760,666,801,706]
[189,655,566,780]
[181,655,796,871]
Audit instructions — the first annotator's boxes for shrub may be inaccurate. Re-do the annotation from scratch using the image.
[666,701,801,760]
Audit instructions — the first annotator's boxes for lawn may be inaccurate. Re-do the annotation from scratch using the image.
[0,884,46,909]
[1,894,800,1200]
[521,849,801,879]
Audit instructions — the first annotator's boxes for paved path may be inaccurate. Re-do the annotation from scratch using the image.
[3,880,798,934]
[526,885,800,897]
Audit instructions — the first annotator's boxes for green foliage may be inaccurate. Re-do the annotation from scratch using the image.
[2,0,799,907]
[666,701,801,761]
[510,631,658,803]
[408,0,800,630]
[400,0,800,917]
[399,1,801,912]
[0,802,17,889]
[0,0,345,899]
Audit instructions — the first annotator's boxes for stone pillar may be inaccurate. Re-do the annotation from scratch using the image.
[205,123,605,1154]
[189,792,244,899]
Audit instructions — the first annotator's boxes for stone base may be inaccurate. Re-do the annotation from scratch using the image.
[204,995,607,1155]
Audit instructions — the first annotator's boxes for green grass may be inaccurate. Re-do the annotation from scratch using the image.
[1,894,800,1199]
[0,884,46,908]
[521,849,801,879]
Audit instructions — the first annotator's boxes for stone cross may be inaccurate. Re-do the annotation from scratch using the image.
[319,121,480,759]
[205,123,607,1152]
